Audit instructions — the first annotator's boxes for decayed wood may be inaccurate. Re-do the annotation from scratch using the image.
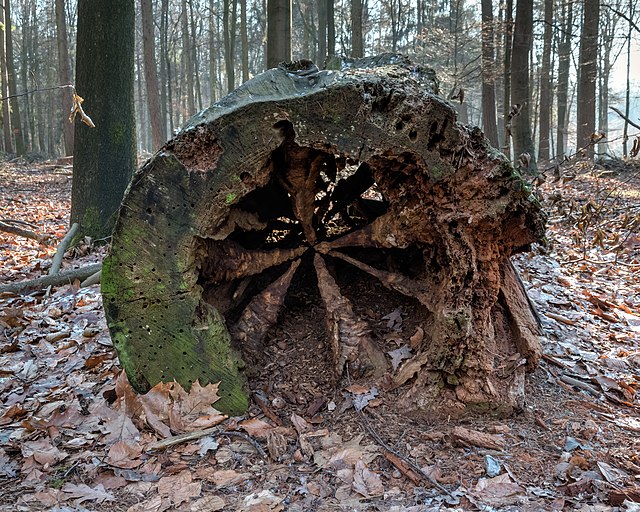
[231,258,302,354]
[0,263,103,295]
[49,222,79,275]
[451,426,506,450]
[313,254,387,377]
[102,55,546,417]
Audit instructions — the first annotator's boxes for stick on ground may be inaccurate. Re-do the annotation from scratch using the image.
[0,263,102,295]
[49,223,79,275]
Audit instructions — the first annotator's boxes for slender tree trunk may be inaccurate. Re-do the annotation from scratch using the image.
[241,0,249,81]
[537,0,552,162]
[182,0,196,114]
[502,0,513,158]
[209,0,218,102]
[576,0,599,158]
[0,4,12,154]
[160,0,169,135]
[327,0,335,57]
[510,0,536,172]
[317,0,327,65]
[623,0,633,157]
[55,0,74,156]
[224,0,237,90]
[5,0,25,155]
[351,0,364,58]
[72,0,137,239]
[480,0,498,147]
[188,0,203,111]
[556,0,572,159]
[266,0,291,69]
[141,0,165,149]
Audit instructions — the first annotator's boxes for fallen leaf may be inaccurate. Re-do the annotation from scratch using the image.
[61,483,115,504]
[352,460,384,498]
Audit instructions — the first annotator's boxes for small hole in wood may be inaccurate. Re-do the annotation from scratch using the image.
[409,129,418,141]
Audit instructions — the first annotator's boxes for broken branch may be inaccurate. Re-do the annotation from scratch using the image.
[0,263,103,295]
[49,223,79,275]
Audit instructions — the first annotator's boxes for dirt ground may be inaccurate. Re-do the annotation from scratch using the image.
[1,158,639,511]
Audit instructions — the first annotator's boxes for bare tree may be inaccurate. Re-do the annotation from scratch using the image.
[5,0,25,155]
[141,0,165,149]
[480,0,498,147]
[266,0,291,68]
[576,0,599,158]
[351,0,364,58]
[556,0,573,159]
[55,0,74,156]
[537,0,552,162]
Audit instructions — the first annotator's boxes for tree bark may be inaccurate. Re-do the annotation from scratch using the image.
[71,0,137,239]
[502,0,512,157]
[0,3,11,153]
[55,0,74,156]
[241,0,249,82]
[266,0,291,68]
[181,0,196,114]
[102,56,545,418]
[5,0,25,155]
[576,0,599,158]
[510,0,536,173]
[555,0,572,159]
[480,0,499,147]
[537,0,552,162]
[317,0,327,65]
[141,0,165,149]
[351,0,364,58]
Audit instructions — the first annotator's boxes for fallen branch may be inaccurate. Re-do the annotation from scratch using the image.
[0,263,102,295]
[145,428,266,458]
[0,220,47,243]
[80,269,101,287]
[609,106,640,131]
[49,223,79,275]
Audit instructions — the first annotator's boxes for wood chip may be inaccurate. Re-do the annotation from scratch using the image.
[452,426,506,451]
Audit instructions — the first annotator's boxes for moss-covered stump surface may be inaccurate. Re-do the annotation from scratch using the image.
[102,55,546,417]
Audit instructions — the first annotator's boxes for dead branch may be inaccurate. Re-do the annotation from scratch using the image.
[49,223,79,275]
[80,269,102,287]
[0,220,47,243]
[0,263,103,295]
[609,106,640,131]
[145,427,266,458]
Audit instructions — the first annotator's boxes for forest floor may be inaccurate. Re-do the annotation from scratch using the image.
[1,158,640,512]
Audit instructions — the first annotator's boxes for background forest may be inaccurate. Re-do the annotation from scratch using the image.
[0,0,638,163]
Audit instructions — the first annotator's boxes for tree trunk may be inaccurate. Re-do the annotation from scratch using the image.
[351,0,364,58]
[502,0,512,158]
[510,0,536,173]
[241,0,249,82]
[537,0,552,163]
[556,0,572,159]
[266,0,291,68]
[480,0,498,147]
[327,0,335,57]
[317,0,327,65]
[102,56,545,418]
[5,0,25,156]
[71,0,137,240]
[55,0,74,156]
[0,4,10,154]
[181,0,196,115]
[160,0,169,135]
[576,0,599,158]
[141,0,165,150]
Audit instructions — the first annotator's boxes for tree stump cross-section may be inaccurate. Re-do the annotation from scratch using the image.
[102,55,546,416]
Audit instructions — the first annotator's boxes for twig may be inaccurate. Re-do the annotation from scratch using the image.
[0,84,75,102]
[609,106,640,131]
[0,220,47,243]
[345,366,451,496]
[145,428,266,458]
[559,375,602,397]
[49,223,79,276]
[0,263,102,295]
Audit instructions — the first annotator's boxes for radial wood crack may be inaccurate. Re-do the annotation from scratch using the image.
[103,55,545,416]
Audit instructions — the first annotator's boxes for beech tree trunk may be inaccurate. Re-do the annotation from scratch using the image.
[537,0,552,163]
[480,0,499,147]
[102,56,545,418]
[576,0,599,158]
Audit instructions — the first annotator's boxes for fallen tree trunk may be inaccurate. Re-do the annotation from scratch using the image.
[102,55,546,416]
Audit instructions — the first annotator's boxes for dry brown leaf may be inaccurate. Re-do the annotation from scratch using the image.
[106,441,143,469]
[158,470,202,506]
[61,482,115,504]
[352,460,384,498]
[239,417,274,439]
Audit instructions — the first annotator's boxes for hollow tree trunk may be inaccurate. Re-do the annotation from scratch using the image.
[102,56,546,417]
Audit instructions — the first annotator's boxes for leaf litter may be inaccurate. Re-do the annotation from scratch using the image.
[1,160,640,510]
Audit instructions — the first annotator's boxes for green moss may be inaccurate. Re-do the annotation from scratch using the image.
[224,192,237,205]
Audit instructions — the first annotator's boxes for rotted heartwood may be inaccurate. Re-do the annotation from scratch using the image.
[102,55,546,416]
